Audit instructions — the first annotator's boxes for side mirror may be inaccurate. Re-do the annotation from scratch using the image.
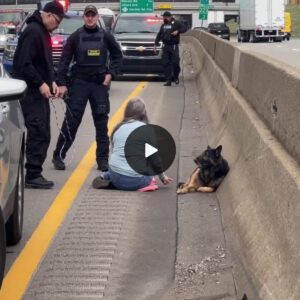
[0,78,27,103]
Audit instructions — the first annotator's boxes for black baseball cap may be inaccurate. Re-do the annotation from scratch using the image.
[43,1,67,19]
[162,11,172,17]
[84,5,98,15]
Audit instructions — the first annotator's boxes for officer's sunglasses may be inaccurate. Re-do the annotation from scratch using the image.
[51,13,61,25]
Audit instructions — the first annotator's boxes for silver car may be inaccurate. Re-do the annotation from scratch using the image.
[0,63,26,287]
[0,26,16,52]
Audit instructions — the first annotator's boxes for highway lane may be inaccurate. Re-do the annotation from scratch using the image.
[3,78,182,300]
[4,80,138,272]
[231,37,300,69]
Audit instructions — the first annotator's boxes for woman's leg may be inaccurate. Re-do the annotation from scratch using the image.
[109,170,152,191]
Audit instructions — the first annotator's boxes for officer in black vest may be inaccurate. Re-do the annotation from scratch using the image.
[53,5,122,171]
[154,11,186,86]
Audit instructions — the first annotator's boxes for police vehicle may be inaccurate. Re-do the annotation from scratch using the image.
[3,10,105,73]
[112,13,164,77]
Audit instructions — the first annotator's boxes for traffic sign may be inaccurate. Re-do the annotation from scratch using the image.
[157,4,172,9]
[120,0,153,13]
[199,0,210,20]
[199,6,208,20]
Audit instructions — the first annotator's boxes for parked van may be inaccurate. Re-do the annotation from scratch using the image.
[282,12,292,41]
[98,8,116,31]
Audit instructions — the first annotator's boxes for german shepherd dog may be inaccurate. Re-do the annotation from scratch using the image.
[177,145,229,194]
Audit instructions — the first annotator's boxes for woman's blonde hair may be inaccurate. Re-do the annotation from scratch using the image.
[111,97,149,139]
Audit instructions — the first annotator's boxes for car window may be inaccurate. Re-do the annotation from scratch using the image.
[53,17,84,35]
[114,16,162,34]
[7,27,16,35]
[0,26,7,34]
[209,23,226,29]
[101,15,114,30]
[0,12,22,24]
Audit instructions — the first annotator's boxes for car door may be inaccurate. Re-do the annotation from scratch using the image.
[0,65,25,218]
[0,100,11,209]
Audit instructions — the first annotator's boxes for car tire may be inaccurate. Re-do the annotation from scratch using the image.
[0,209,6,288]
[249,32,256,43]
[5,151,24,246]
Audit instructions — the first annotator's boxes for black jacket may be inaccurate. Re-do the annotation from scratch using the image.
[12,10,54,89]
[57,26,122,85]
[155,18,186,46]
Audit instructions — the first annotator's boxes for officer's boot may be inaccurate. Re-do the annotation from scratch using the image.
[52,154,66,170]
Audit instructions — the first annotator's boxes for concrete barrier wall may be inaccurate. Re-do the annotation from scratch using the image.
[196,31,300,164]
[182,34,300,300]
[236,51,300,163]
[214,38,236,80]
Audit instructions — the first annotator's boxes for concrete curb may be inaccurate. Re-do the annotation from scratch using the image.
[182,33,300,300]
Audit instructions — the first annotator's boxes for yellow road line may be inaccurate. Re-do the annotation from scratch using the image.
[0,82,148,300]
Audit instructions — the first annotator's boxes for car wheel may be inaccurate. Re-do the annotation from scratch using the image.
[6,151,24,246]
[0,209,6,288]
[249,32,256,43]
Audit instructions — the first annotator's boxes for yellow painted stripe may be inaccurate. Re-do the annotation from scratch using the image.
[0,82,148,300]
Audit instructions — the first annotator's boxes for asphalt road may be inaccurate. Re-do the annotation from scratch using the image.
[5,81,137,272]
[231,36,300,70]
[1,44,244,299]
[3,78,183,300]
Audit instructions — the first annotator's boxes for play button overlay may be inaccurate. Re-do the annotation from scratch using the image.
[124,124,176,176]
[145,143,158,158]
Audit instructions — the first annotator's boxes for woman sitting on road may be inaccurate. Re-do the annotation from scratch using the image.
[92,97,173,191]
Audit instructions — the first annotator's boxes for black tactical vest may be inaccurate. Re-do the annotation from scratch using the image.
[162,22,173,43]
[76,28,107,68]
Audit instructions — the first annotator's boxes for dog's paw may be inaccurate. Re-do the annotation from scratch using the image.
[197,186,214,193]
[177,189,186,194]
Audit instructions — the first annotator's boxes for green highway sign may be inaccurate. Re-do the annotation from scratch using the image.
[199,6,208,20]
[120,0,154,13]
[199,0,211,20]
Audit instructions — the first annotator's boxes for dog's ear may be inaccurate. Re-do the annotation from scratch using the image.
[215,145,222,156]
[207,145,211,150]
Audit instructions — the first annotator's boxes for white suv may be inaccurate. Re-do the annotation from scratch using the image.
[0,63,26,287]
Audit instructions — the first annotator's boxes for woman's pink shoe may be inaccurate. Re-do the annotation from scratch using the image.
[138,184,158,192]
[138,177,158,192]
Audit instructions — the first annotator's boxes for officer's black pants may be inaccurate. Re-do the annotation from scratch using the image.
[21,89,51,180]
[162,44,181,82]
[54,78,110,162]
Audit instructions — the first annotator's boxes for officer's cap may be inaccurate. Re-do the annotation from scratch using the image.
[84,5,98,16]
[162,11,172,17]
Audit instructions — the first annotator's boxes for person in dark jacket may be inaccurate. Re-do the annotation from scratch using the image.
[52,5,122,172]
[12,0,67,189]
[154,11,186,86]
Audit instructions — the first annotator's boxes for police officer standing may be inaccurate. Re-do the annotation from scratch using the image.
[154,11,186,86]
[53,5,122,171]
[12,1,66,189]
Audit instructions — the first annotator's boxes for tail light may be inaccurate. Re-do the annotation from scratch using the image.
[58,0,69,11]
[146,18,162,23]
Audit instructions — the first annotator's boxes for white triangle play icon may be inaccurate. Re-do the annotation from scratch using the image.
[145,143,158,158]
